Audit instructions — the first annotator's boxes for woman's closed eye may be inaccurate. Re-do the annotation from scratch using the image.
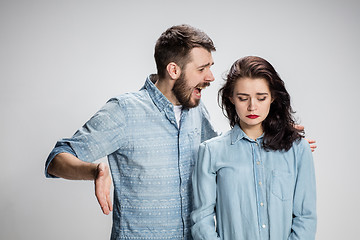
[258,97,267,101]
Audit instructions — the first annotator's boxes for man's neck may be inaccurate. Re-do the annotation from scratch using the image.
[155,78,180,106]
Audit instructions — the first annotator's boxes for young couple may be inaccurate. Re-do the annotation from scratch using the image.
[45,24,316,240]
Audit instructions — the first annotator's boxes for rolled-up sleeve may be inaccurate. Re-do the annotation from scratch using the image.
[44,98,127,178]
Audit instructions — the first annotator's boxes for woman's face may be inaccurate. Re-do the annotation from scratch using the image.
[230,77,272,132]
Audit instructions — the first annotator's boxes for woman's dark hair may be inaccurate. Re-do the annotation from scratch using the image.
[154,24,216,79]
[218,56,303,151]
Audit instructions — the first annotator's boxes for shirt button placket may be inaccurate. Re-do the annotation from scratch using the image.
[254,140,268,236]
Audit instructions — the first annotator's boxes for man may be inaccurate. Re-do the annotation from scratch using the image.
[46,24,218,239]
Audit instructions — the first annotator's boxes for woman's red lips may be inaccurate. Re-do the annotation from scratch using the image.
[246,115,259,119]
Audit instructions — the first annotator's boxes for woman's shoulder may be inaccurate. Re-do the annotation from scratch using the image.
[292,138,310,148]
[289,138,312,156]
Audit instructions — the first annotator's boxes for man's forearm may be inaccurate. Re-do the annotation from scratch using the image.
[47,152,98,180]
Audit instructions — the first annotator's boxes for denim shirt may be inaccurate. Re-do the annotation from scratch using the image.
[191,124,316,240]
[45,75,218,240]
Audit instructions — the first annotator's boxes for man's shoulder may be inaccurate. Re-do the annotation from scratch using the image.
[109,89,150,106]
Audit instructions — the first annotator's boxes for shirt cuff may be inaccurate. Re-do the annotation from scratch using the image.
[44,142,77,178]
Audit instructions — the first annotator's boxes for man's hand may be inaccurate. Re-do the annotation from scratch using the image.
[95,162,113,215]
[306,139,317,152]
[294,124,317,152]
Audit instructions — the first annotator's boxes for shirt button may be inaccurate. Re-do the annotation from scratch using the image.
[256,161,260,165]
[259,181,262,186]
[262,224,266,228]
[260,202,264,206]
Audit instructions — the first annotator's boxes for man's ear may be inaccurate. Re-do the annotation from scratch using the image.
[166,62,181,80]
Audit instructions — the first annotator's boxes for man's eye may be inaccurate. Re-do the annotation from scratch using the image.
[239,97,248,101]
[199,68,204,72]
[258,97,266,101]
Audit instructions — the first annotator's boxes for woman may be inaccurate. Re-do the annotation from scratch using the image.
[191,56,316,240]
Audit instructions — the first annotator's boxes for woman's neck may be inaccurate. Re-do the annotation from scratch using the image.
[239,123,263,141]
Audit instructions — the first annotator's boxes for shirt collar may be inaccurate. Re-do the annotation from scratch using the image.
[142,74,174,112]
[231,124,264,144]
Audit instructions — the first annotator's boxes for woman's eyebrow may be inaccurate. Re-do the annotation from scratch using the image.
[235,93,269,96]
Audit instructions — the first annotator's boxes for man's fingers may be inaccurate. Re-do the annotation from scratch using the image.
[303,138,317,152]
[103,193,112,214]
[294,124,304,131]
[95,162,112,215]
[96,192,111,215]
[107,194,113,212]
[310,144,317,152]
[101,201,110,215]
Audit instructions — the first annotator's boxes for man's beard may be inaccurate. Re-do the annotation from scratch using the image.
[172,73,209,109]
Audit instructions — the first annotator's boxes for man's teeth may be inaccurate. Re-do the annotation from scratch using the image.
[194,88,202,96]
[194,86,206,97]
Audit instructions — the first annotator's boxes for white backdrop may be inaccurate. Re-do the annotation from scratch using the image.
[1,0,359,239]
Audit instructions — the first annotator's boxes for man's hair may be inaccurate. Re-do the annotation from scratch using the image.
[218,56,303,151]
[154,24,216,79]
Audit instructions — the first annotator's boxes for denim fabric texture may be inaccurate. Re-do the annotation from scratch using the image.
[191,124,317,240]
[45,75,218,239]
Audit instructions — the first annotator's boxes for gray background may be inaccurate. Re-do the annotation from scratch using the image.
[1,0,359,239]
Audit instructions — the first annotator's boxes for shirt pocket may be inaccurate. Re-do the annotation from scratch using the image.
[271,170,294,201]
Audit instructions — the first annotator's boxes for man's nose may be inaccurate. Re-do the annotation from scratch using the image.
[205,69,215,82]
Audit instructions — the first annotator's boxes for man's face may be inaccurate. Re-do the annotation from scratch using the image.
[172,47,215,109]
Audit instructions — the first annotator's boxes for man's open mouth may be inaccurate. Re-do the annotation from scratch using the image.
[194,87,204,97]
